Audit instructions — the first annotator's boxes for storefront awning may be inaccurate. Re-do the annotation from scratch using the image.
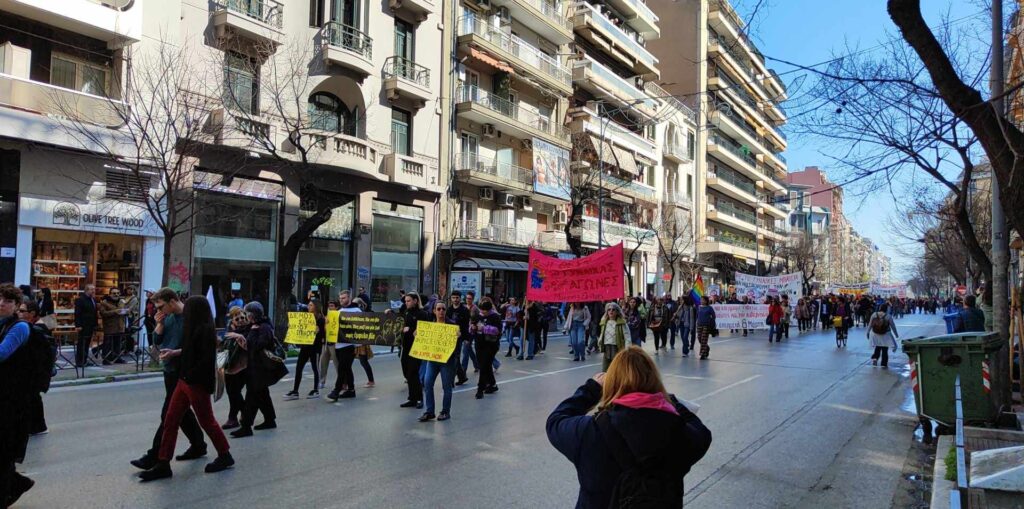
[453,257,528,272]
[611,145,639,176]
[469,48,514,74]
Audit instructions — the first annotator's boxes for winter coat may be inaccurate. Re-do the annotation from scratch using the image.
[245,319,277,388]
[598,317,627,349]
[866,311,899,349]
[180,321,217,395]
[696,305,716,328]
[563,306,592,332]
[767,304,783,325]
[99,297,126,335]
[546,380,712,509]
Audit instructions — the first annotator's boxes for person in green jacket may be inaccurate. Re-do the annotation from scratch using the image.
[598,302,628,372]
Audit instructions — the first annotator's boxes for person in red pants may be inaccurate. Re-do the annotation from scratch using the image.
[139,296,234,481]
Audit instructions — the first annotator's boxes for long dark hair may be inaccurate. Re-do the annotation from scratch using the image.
[182,296,216,351]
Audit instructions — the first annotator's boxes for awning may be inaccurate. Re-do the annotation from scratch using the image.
[611,145,638,176]
[469,48,514,74]
[453,257,528,272]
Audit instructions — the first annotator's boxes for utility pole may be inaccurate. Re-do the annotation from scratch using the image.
[990,0,1011,408]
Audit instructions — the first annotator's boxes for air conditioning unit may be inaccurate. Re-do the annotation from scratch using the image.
[479,187,495,200]
[521,196,533,210]
[495,6,511,23]
[521,139,533,150]
[497,192,516,208]
[554,210,568,226]
[477,0,491,10]
[482,124,498,138]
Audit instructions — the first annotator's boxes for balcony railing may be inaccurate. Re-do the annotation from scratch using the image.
[324,21,372,59]
[710,198,756,225]
[217,0,283,28]
[576,57,657,112]
[623,0,658,24]
[664,143,690,161]
[711,30,757,80]
[602,173,657,201]
[581,216,656,246]
[712,69,788,143]
[458,220,537,247]
[459,16,571,87]
[708,167,755,194]
[456,153,534,186]
[645,82,695,121]
[383,56,430,88]
[456,84,569,139]
[575,2,657,70]
[705,232,756,251]
[709,132,757,166]
[664,192,692,208]
[517,0,572,30]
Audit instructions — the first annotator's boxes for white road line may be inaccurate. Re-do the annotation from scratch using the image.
[452,362,602,393]
[691,375,762,402]
[663,374,711,380]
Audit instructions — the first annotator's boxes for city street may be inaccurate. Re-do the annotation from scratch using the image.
[17,313,945,509]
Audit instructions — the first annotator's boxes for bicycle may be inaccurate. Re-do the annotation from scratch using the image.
[834,317,847,348]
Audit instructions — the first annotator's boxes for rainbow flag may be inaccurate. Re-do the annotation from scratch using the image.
[689,275,705,305]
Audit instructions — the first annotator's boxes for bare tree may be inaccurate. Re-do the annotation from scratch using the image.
[561,133,634,257]
[619,220,657,295]
[782,234,826,295]
[654,208,696,295]
[56,39,219,285]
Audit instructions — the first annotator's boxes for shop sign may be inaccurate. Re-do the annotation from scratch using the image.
[19,196,164,237]
[0,247,14,258]
[449,271,482,299]
[357,266,371,282]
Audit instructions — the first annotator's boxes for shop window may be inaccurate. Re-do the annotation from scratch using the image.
[50,54,110,97]
[370,203,422,310]
[105,170,151,203]
[224,52,259,114]
[194,191,278,240]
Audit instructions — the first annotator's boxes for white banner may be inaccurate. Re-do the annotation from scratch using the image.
[871,283,907,298]
[711,304,770,330]
[734,272,802,302]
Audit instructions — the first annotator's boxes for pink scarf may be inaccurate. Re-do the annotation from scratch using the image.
[612,392,678,415]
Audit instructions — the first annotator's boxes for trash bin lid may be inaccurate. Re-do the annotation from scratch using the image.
[901,332,1003,353]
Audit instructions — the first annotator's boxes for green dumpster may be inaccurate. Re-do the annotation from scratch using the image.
[902,332,1004,426]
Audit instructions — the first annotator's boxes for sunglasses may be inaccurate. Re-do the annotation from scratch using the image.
[17,308,28,313]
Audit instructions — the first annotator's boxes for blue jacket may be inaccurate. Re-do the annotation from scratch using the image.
[546,380,712,508]
[696,305,716,327]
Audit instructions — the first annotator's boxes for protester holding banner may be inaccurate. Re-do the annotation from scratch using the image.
[285,301,324,400]
[597,303,627,372]
[445,291,470,386]
[397,292,430,409]
[327,291,360,402]
[473,300,503,399]
[318,300,339,390]
[419,302,459,421]
[351,298,376,388]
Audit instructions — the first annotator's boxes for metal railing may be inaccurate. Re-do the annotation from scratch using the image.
[705,232,756,251]
[708,166,756,194]
[383,56,430,88]
[324,21,372,59]
[603,173,657,201]
[458,220,537,247]
[456,153,534,186]
[575,2,657,70]
[710,198,756,225]
[515,0,572,30]
[458,16,571,87]
[645,81,696,121]
[664,191,692,208]
[712,69,788,143]
[581,216,656,246]
[456,84,569,139]
[218,0,283,29]
[623,0,658,23]
[577,57,657,111]
[708,132,757,166]
[710,30,757,80]
[664,142,691,161]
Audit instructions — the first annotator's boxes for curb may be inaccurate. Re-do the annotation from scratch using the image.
[930,435,955,509]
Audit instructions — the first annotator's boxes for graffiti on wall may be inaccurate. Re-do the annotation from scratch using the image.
[168,260,190,292]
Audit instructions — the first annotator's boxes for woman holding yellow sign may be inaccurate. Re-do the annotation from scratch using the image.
[284,301,324,400]
[419,302,459,422]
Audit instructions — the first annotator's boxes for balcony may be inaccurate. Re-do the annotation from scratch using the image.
[664,142,691,163]
[707,132,761,181]
[602,172,657,204]
[572,57,658,119]
[604,0,659,39]
[201,108,278,155]
[572,2,659,78]
[455,84,570,148]
[211,0,284,47]
[707,200,757,234]
[707,167,756,203]
[383,56,432,107]
[663,191,692,209]
[0,72,126,127]
[758,197,788,219]
[455,152,536,194]
[388,0,434,22]
[535,230,570,252]
[758,222,788,242]
[457,220,539,248]
[710,70,786,147]
[708,1,769,80]
[300,131,383,177]
[458,16,572,95]
[2,0,142,44]
[697,233,757,260]
[710,108,765,157]
[758,150,787,177]
[708,31,774,103]
[384,153,439,191]
[569,106,656,157]
[321,22,374,76]
[492,0,574,45]
[764,69,788,101]
[580,216,656,251]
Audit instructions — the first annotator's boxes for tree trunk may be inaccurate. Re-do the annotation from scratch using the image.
[668,265,676,295]
[564,220,583,257]
[274,206,334,333]
[161,231,173,287]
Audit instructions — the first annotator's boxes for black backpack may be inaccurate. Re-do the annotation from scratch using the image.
[595,412,683,508]
[0,320,56,394]
[869,313,890,336]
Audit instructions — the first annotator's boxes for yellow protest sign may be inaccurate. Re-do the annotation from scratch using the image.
[284,312,316,345]
[326,310,339,343]
[409,321,459,363]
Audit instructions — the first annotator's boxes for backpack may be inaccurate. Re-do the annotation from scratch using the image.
[594,412,683,508]
[0,320,56,394]
[870,313,890,336]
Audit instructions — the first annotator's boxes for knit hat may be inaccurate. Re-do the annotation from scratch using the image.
[605,302,623,314]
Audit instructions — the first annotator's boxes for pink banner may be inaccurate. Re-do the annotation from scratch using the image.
[526,244,624,303]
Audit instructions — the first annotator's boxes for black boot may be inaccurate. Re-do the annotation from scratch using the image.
[230,426,253,438]
[130,454,157,470]
[138,461,172,482]
[205,452,235,473]
[175,444,208,461]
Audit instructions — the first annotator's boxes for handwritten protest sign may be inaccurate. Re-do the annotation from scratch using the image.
[325,311,404,346]
[284,312,316,345]
[711,304,770,330]
[409,321,459,363]
[734,272,802,302]
[526,244,624,302]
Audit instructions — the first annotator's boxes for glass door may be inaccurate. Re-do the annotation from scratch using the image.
[460,132,479,170]
[391,108,411,156]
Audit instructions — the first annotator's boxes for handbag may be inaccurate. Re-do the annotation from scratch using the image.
[214,351,227,403]
[832,316,844,328]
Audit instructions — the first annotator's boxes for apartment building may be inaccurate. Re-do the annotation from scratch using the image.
[648,0,788,284]
[438,0,694,298]
[3,0,446,319]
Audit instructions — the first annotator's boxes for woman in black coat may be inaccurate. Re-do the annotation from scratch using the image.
[546,346,711,508]
[398,292,431,408]
[230,301,278,438]
[139,296,233,482]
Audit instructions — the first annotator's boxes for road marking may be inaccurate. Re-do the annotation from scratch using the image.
[663,374,711,380]
[691,375,761,402]
[453,362,602,393]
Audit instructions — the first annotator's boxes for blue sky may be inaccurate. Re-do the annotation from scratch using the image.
[746,1,988,279]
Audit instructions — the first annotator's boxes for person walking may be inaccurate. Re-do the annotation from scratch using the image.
[546,346,712,508]
[130,288,208,471]
[502,297,522,358]
[820,297,833,330]
[624,298,643,347]
[695,299,716,360]
[648,297,668,354]
[220,307,249,430]
[780,295,792,339]
[73,284,99,368]
[328,291,361,401]
[420,301,459,422]
[674,296,695,358]
[766,298,783,343]
[318,300,339,389]
[285,300,323,400]
[954,295,986,332]
[353,295,376,388]
[138,296,234,481]
[473,300,502,399]
[445,292,470,386]
[834,296,851,345]
[521,300,544,360]
[462,292,480,375]
[562,302,591,362]
[229,302,278,438]
[867,303,900,368]
[398,292,430,409]
[16,301,52,436]
[665,295,679,350]
[98,287,128,364]
[598,302,627,372]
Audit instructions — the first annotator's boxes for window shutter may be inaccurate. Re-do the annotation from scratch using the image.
[105,170,151,203]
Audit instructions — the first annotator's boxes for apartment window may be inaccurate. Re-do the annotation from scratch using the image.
[309,92,357,135]
[51,54,109,96]
[224,52,258,114]
[391,108,411,156]
[686,130,696,159]
[309,0,325,26]
[395,20,414,60]
[686,175,693,198]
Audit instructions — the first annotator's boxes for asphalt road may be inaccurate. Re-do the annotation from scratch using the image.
[16,313,946,509]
